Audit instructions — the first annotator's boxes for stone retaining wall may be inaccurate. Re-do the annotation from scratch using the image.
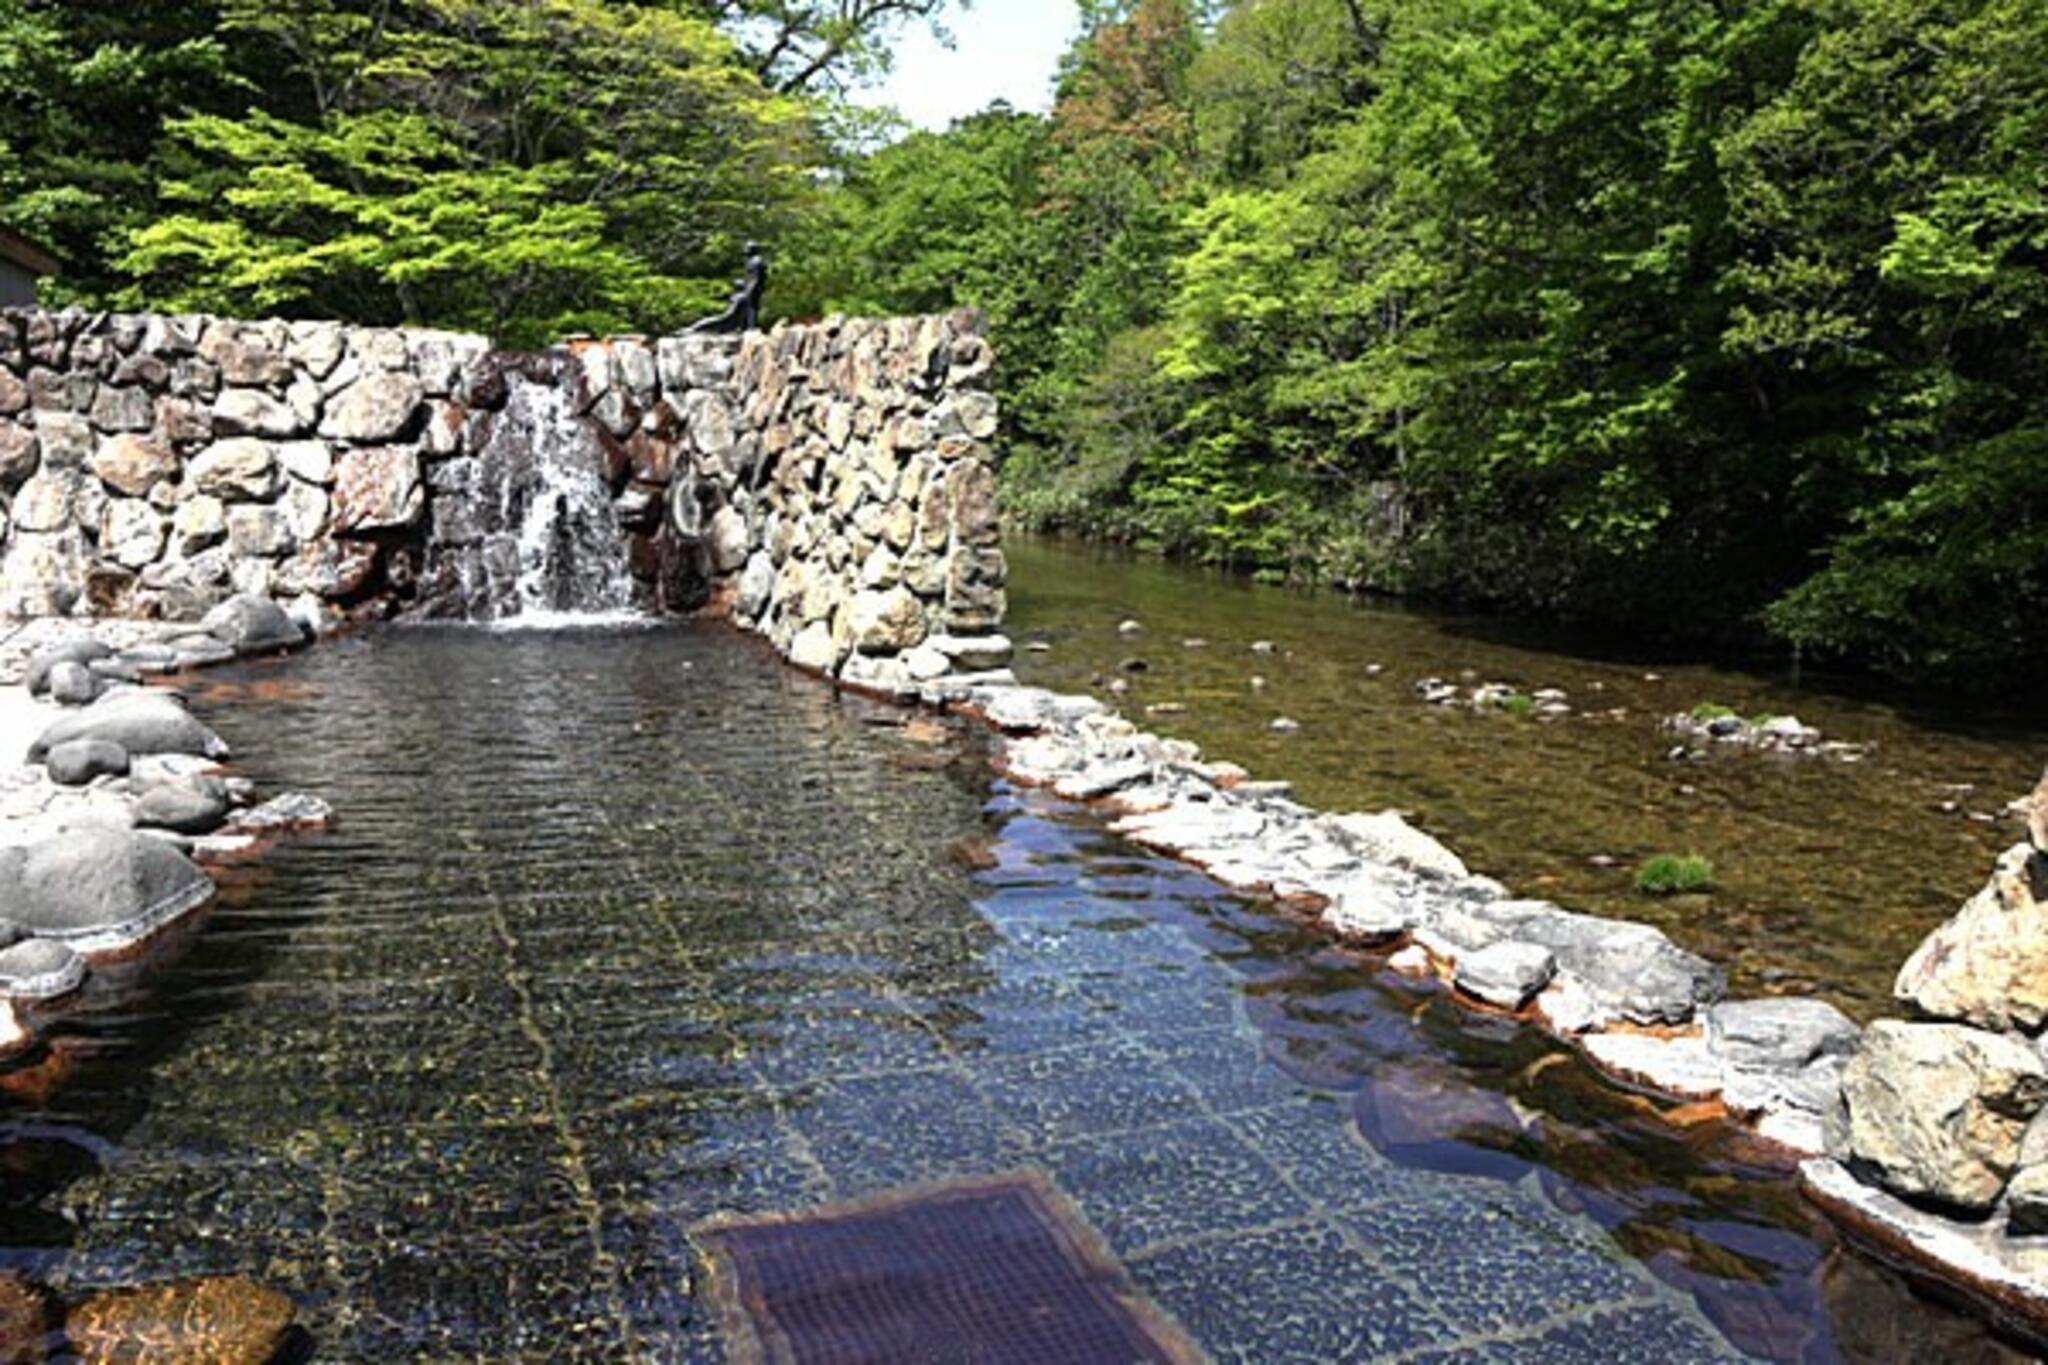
[0,308,1008,681]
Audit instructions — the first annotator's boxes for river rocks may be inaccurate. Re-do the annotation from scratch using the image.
[44,740,130,787]
[133,778,232,835]
[0,937,85,1001]
[233,791,335,833]
[0,825,215,952]
[1321,811,1469,881]
[1830,1020,2048,1213]
[45,662,100,707]
[201,594,304,656]
[1894,844,2048,1033]
[29,691,229,764]
[1708,997,1860,1073]
[213,387,301,439]
[1455,940,1557,1009]
[64,1275,295,1365]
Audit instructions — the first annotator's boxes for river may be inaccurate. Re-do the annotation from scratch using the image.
[1006,535,2045,1019]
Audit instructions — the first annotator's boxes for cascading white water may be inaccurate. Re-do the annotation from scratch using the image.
[456,370,640,626]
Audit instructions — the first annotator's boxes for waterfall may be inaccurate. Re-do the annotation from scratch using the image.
[435,366,641,626]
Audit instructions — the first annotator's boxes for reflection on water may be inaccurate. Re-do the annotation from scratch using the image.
[0,627,2024,1360]
[1007,535,2048,1018]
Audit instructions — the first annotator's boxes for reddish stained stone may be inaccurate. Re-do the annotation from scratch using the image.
[63,1276,294,1365]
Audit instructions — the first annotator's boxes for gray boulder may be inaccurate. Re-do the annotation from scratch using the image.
[1831,1020,2048,1213]
[28,691,229,764]
[47,660,102,706]
[44,738,131,787]
[1458,899,1726,1025]
[1455,940,1557,1010]
[1708,997,1861,1072]
[200,594,305,655]
[133,779,232,835]
[0,826,215,951]
[0,937,86,1001]
[25,638,113,695]
[233,791,335,833]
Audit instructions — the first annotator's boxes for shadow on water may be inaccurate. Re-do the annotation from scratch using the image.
[0,623,2030,1361]
[1005,534,2048,1018]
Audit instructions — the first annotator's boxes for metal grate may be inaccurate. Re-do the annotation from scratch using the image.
[695,1170,1206,1364]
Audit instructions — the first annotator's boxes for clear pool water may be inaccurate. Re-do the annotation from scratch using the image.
[0,627,2023,1360]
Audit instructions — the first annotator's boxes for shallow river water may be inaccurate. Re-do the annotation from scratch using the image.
[1007,536,2047,1018]
[0,626,2030,1360]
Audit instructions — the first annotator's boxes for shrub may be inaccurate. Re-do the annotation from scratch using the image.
[1501,693,1535,716]
[1636,854,1715,896]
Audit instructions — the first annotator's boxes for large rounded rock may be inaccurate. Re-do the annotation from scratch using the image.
[330,446,424,532]
[133,780,231,835]
[63,1275,294,1365]
[1830,1020,2048,1213]
[200,594,305,655]
[849,586,928,655]
[0,826,215,952]
[0,938,86,1001]
[25,639,113,695]
[43,739,130,787]
[1895,844,2048,1032]
[28,691,228,764]
[45,661,102,707]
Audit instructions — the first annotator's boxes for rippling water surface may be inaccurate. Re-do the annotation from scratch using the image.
[0,626,2026,1360]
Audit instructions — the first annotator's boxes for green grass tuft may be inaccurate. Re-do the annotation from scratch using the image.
[1500,693,1535,716]
[1636,853,1715,896]
[1689,702,1737,722]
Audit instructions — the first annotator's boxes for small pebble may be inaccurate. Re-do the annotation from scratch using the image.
[1365,664,1385,676]
[1250,676,1268,691]
[1271,717,1301,733]
[1118,620,1143,636]
[1027,641,1053,653]
[1182,638,1209,649]
[1121,658,1149,673]
[1251,641,1276,655]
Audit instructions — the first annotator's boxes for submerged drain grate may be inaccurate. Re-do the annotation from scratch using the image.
[694,1170,1205,1364]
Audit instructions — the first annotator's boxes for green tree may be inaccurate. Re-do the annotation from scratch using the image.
[119,0,813,342]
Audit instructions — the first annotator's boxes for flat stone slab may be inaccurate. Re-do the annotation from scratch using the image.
[1803,1157,2048,1351]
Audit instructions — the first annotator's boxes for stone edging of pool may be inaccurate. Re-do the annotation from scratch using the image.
[841,664,2048,1348]
[0,595,334,1054]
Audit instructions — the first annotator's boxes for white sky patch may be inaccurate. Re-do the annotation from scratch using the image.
[854,0,1081,132]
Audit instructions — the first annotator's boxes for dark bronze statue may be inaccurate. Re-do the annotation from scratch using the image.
[686,241,768,335]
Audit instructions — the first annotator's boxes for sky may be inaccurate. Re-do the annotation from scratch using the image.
[853,1,1082,132]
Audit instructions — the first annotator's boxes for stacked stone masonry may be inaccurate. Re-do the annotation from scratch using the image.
[0,307,1008,681]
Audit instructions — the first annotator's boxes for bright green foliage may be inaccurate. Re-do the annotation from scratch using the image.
[1690,703,1737,723]
[0,0,938,340]
[830,0,2045,685]
[120,1,813,342]
[1636,854,1716,896]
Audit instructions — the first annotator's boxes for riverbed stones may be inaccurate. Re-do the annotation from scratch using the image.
[0,937,86,1001]
[1894,844,2048,1032]
[133,778,232,835]
[0,824,215,952]
[45,661,100,707]
[1455,941,1557,1009]
[29,691,229,764]
[44,739,130,787]
[1831,1020,2048,1213]
[64,1275,295,1365]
